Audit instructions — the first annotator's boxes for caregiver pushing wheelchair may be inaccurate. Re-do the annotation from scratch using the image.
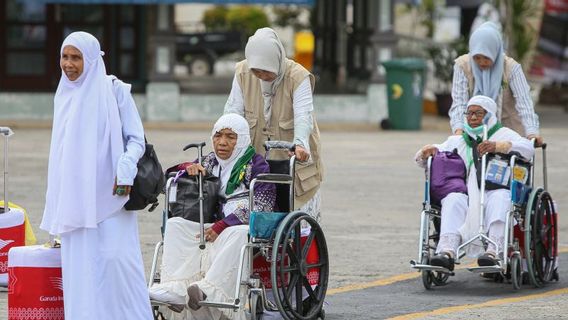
[411,95,558,290]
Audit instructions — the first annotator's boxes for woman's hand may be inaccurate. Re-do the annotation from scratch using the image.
[454,129,463,135]
[185,163,206,176]
[293,145,310,162]
[420,145,438,160]
[527,134,544,147]
[197,227,219,243]
[113,177,131,196]
[477,141,496,155]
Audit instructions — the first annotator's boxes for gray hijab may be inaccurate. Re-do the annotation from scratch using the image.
[245,28,287,126]
[469,22,504,101]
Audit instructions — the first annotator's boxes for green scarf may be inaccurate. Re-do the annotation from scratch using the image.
[225,145,256,195]
[462,122,502,169]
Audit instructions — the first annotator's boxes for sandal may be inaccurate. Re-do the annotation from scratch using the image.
[430,252,455,271]
[477,252,498,266]
[187,284,207,310]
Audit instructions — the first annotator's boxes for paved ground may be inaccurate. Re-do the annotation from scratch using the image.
[0,105,567,319]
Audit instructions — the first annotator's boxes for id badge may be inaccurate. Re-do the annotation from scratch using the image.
[486,158,510,186]
[168,183,177,203]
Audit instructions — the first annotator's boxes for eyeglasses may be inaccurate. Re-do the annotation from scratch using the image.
[464,110,486,118]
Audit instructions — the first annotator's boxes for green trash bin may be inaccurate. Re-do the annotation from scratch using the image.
[382,58,427,130]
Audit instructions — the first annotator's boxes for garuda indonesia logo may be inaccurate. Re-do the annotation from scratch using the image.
[50,277,64,291]
[0,239,15,250]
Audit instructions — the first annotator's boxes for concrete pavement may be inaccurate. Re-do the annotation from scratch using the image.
[0,105,567,319]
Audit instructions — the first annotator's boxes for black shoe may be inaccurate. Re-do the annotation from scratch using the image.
[430,252,454,271]
[477,252,498,266]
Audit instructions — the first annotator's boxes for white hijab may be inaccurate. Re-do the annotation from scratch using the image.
[463,95,498,140]
[40,31,126,235]
[469,22,505,102]
[245,27,287,126]
[211,114,252,197]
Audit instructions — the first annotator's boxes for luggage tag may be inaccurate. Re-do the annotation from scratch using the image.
[513,165,528,184]
[169,183,177,203]
[169,170,185,203]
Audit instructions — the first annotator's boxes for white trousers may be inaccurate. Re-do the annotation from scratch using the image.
[156,217,249,320]
[60,209,153,320]
[437,189,509,255]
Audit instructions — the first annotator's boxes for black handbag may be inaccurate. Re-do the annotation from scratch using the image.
[168,171,221,223]
[125,140,165,211]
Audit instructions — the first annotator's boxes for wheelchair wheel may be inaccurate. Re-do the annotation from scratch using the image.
[249,291,263,320]
[271,211,329,320]
[510,253,522,290]
[421,256,434,290]
[525,188,557,287]
[420,255,449,289]
[152,306,167,320]
[431,271,450,286]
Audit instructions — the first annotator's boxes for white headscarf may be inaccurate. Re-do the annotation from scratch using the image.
[40,31,126,235]
[463,95,499,139]
[245,27,287,126]
[469,22,504,101]
[211,114,252,196]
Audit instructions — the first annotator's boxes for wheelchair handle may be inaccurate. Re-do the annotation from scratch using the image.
[264,141,295,152]
[183,142,206,151]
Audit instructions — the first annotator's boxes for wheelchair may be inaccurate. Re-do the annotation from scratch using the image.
[410,140,558,290]
[148,140,329,320]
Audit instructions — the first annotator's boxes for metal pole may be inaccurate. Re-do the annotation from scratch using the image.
[3,132,8,214]
[479,124,488,233]
[198,145,205,250]
[542,144,548,191]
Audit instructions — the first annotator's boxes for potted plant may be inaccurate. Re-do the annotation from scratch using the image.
[427,37,468,117]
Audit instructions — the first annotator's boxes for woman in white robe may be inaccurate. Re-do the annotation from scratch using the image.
[415,95,534,270]
[40,31,152,319]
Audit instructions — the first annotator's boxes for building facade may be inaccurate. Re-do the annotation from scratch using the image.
[0,1,148,92]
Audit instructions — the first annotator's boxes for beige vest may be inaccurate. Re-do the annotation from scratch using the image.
[455,54,525,136]
[235,59,323,208]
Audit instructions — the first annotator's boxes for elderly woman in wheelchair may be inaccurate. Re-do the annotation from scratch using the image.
[414,95,534,272]
[149,113,276,319]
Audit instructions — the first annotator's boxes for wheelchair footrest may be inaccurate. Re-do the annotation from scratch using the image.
[467,266,502,274]
[411,264,452,273]
[198,300,239,310]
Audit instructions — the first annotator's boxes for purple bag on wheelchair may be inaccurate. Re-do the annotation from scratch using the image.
[430,150,467,206]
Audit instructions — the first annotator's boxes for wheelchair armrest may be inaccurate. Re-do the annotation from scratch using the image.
[507,151,532,166]
[254,173,293,183]
[487,152,531,166]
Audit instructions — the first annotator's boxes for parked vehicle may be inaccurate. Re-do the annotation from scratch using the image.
[176,31,243,76]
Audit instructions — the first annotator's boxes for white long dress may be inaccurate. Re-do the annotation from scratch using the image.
[60,209,153,319]
[155,217,249,320]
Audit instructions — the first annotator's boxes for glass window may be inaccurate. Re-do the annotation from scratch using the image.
[6,0,46,22]
[7,25,46,49]
[61,5,103,23]
[6,53,45,75]
[120,6,135,23]
[120,53,134,76]
[120,27,135,50]
[63,26,104,42]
